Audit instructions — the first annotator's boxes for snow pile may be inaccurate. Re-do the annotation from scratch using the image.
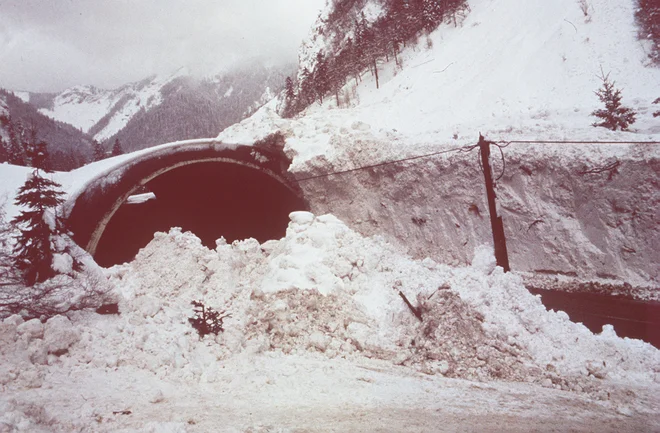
[451,246,660,387]
[2,213,656,400]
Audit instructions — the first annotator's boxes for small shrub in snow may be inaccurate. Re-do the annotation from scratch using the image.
[653,97,660,117]
[188,300,230,338]
[590,69,636,131]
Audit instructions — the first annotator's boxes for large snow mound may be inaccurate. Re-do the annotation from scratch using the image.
[2,213,657,392]
[1,212,658,430]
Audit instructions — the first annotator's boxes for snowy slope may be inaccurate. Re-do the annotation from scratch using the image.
[38,75,175,140]
[221,0,660,162]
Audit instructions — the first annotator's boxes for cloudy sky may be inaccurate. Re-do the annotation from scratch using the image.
[0,0,326,93]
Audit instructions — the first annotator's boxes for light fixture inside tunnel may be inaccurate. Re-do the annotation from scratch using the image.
[93,161,307,267]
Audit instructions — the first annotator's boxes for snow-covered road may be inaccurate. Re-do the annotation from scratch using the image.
[5,354,659,432]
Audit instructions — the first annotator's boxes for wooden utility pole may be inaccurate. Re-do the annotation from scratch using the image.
[478,134,510,272]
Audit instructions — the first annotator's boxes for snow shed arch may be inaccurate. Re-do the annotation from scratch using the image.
[65,139,308,265]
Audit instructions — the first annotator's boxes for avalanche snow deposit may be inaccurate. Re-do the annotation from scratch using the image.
[1,212,658,431]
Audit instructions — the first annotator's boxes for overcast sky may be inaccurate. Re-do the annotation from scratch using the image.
[0,0,326,93]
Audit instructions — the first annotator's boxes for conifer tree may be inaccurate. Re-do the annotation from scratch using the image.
[313,52,330,103]
[300,67,315,104]
[0,199,13,282]
[0,137,8,163]
[590,70,637,131]
[284,76,295,102]
[92,140,106,161]
[11,141,67,286]
[111,138,124,156]
[7,124,26,166]
[24,130,50,171]
[422,0,444,32]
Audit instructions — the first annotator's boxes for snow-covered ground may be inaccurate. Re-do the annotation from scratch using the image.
[1,0,659,430]
[220,0,660,167]
[1,214,659,431]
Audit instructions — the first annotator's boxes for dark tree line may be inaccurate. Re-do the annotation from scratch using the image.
[281,0,470,117]
[636,0,660,65]
[0,90,94,171]
[0,117,52,170]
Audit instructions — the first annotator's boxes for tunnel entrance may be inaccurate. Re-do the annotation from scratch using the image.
[94,161,307,267]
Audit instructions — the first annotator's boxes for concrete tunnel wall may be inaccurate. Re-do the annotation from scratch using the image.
[65,140,309,262]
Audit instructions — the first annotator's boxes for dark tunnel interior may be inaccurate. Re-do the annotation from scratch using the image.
[94,162,307,267]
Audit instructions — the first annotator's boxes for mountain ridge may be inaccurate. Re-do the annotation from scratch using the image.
[13,62,294,154]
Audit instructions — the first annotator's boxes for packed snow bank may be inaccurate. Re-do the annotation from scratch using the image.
[294,142,660,288]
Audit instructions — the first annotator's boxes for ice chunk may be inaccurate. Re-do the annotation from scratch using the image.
[471,245,496,275]
[44,315,80,355]
[17,318,44,340]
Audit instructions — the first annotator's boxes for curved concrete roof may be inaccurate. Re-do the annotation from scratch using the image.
[65,138,305,256]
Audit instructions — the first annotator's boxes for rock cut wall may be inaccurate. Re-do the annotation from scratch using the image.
[298,145,659,286]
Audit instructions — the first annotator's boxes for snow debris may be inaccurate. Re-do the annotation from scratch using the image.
[52,253,74,275]
[0,212,657,428]
[17,318,44,340]
[4,212,654,395]
[43,315,80,355]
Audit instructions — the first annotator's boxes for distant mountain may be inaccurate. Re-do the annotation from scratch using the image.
[20,73,183,143]
[107,64,291,152]
[0,89,94,171]
[18,62,294,153]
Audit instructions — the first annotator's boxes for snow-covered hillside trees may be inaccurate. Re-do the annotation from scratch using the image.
[635,0,660,64]
[0,90,94,171]
[282,0,470,116]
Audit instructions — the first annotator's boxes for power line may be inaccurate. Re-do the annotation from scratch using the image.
[295,144,475,182]
[294,138,660,182]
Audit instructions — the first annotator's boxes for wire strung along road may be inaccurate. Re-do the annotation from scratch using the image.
[527,288,660,349]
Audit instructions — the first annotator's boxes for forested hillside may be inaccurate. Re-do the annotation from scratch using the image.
[635,0,660,64]
[108,64,291,152]
[281,0,470,116]
[0,90,94,171]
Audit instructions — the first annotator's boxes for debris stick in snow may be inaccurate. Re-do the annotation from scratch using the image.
[399,290,423,322]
